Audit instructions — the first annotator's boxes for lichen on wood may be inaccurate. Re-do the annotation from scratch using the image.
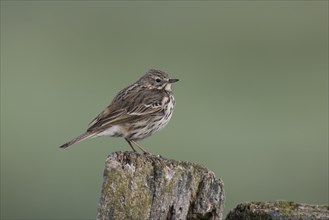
[225,201,329,220]
[97,151,225,220]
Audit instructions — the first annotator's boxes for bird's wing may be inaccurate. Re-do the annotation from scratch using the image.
[87,102,163,132]
[87,88,166,132]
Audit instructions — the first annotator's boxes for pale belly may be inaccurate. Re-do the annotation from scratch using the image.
[96,125,125,138]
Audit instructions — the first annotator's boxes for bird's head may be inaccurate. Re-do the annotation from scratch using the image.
[138,69,179,91]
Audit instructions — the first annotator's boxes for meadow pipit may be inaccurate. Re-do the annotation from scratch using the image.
[59,69,178,153]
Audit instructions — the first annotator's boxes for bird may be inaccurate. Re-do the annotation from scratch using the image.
[59,69,179,153]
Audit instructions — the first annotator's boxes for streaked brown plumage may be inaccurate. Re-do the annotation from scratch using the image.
[59,69,178,152]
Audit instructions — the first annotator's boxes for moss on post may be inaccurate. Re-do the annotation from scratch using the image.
[97,151,225,220]
[225,201,329,220]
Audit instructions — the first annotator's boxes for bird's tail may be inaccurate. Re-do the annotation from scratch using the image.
[59,132,95,149]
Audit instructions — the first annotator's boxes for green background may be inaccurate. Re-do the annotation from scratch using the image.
[1,1,328,219]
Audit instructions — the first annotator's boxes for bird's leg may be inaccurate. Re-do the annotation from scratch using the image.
[131,140,149,154]
[125,138,137,152]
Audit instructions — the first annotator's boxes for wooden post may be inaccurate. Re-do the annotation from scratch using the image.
[97,151,225,220]
[225,201,329,220]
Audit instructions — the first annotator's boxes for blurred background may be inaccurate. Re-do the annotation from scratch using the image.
[1,1,328,219]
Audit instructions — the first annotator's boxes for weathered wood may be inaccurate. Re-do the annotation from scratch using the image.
[225,201,329,220]
[97,151,225,220]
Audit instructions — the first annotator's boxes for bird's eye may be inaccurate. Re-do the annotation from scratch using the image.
[155,78,162,83]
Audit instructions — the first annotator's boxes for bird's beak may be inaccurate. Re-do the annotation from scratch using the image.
[169,78,179,83]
